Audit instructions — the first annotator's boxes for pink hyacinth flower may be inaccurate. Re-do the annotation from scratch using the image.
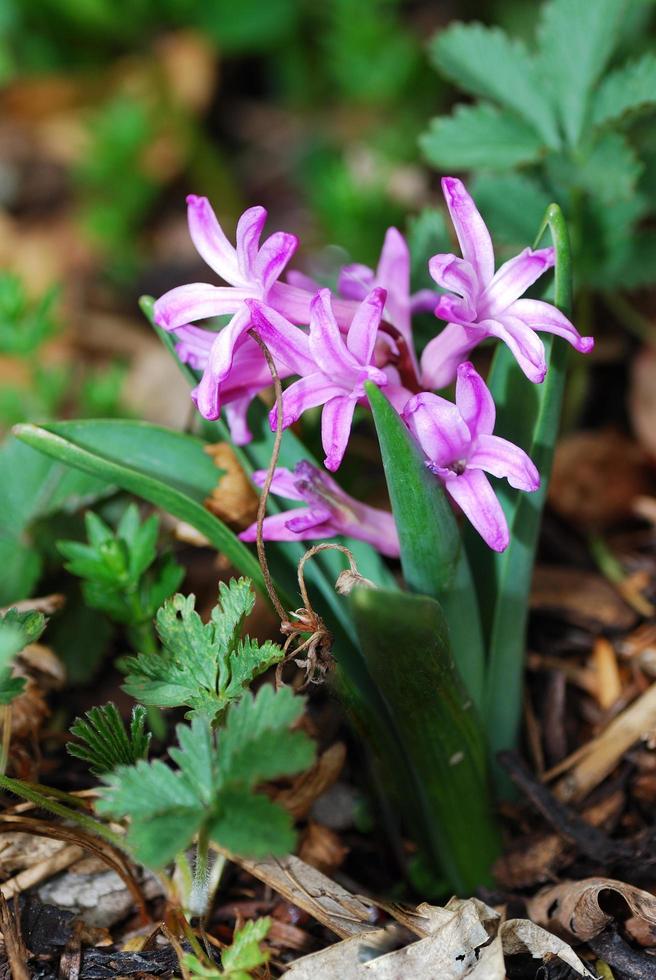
[257,287,398,472]
[403,361,539,552]
[421,178,594,390]
[239,461,400,557]
[337,227,438,375]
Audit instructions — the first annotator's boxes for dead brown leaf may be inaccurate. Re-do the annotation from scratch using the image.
[299,822,348,876]
[275,743,346,821]
[531,565,637,631]
[203,443,259,530]
[549,429,650,530]
[527,877,656,943]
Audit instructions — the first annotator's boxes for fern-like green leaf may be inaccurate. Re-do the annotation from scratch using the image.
[593,52,656,128]
[123,579,284,719]
[68,703,151,776]
[420,103,544,170]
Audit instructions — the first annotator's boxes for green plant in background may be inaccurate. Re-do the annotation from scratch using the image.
[58,504,184,655]
[68,702,151,775]
[421,0,656,311]
[0,608,46,705]
[183,917,271,979]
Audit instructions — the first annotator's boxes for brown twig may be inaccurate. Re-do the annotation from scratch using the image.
[0,894,29,980]
[247,331,374,687]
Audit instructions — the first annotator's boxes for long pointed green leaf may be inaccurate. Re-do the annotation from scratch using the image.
[13,421,266,596]
[467,204,572,766]
[350,586,499,894]
[366,382,485,706]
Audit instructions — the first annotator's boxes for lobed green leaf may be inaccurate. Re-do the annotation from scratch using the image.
[420,103,545,171]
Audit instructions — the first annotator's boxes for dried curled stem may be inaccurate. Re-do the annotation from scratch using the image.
[247,330,375,687]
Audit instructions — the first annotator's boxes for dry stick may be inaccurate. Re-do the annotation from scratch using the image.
[246,328,288,625]
[246,331,370,674]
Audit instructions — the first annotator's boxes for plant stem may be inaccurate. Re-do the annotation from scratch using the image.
[0,773,126,851]
[189,825,211,918]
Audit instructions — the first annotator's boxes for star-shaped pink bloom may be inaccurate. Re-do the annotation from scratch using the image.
[239,461,400,557]
[403,361,540,552]
[420,178,594,390]
[253,287,398,471]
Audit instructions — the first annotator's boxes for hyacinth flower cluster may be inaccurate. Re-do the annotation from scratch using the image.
[155,178,593,553]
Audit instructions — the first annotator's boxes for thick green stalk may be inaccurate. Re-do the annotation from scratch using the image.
[350,586,499,894]
[473,205,573,771]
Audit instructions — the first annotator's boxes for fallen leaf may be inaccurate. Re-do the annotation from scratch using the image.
[531,565,637,631]
[299,822,348,876]
[549,430,649,530]
[527,877,656,943]
[203,442,259,530]
[275,743,347,820]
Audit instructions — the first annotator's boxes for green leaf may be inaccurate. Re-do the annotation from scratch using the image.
[536,0,624,147]
[466,204,572,775]
[365,382,485,705]
[593,52,656,128]
[98,690,314,868]
[0,435,107,605]
[420,103,545,171]
[0,608,47,704]
[68,703,150,776]
[471,174,550,251]
[546,132,642,204]
[14,421,265,597]
[429,21,559,147]
[220,917,271,975]
[123,580,283,717]
[350,587,499,893]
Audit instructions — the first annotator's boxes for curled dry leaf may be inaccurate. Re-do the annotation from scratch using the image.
[204,442,259,530]
[275,742,346,821]
[299,821,348,876]
[527,877,656,944]
[530,565,637,632]
[549,429,650,530]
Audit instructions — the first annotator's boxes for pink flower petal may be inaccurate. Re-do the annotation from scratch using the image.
[483,315,547,383]
[377,227,409,293]
[420,322,483,390]
[403,391,470,468]
[273,373,345,429]
[455,361,496,438]
[240,510,334,543]
[346,287,385,364]
[251,467,307,501]
[309,290,362,378]
[224,396,254,446]
[441,177,495,286]
[434,293,477,325]
[153,283,253,331]
[321,395,356,471]
[338,263,375,301]
[285,270,321,293]
[429,254,479,305]
[468,433,539,492]
[444,468,509,552]
[506,299,594,353]
[247,301,315,376]
[186,195,241,285]
[236,206,267,279]
[254,231,298,293]
[479,247,555,318]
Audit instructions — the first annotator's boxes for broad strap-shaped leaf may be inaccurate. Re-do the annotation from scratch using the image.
[429,21,559,147]
[365,382,485,706]
[465,204,572,771]
[0,435,107,605]
[350,586,499,894]
[14,420,265,596]
[593,52,656,128]
[123,581,283,717]
[98,689,314,868]
[420,103,545,170]
[536,0,624,147]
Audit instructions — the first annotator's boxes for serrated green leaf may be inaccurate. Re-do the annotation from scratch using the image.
[209,791,296,858]
[420,103,545,170]
[546,132,642,204]
[123,581,284,718]
[99,691,313,868]
[220,917,271,974]
[536,0,624,147]
[68,703,150,776]
[593,52,656,129]
[429,21,559,147]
